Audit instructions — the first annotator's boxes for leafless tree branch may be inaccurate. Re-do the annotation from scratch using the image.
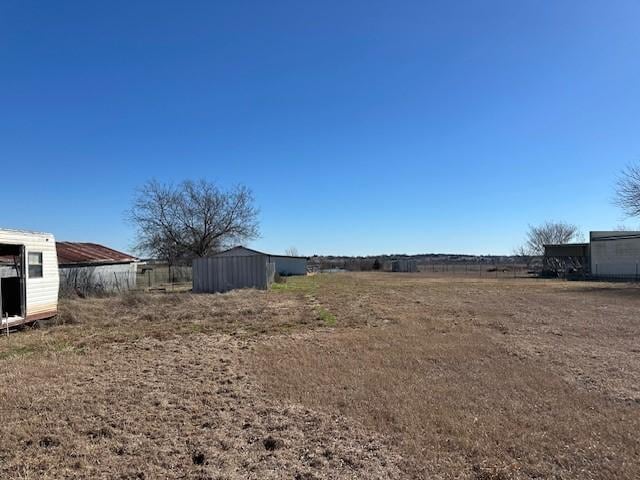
[520,221,582,257]
[615,163,640,218]
[127,179,259,262]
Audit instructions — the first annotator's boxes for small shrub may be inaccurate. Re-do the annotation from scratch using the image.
[263,436,284,451]
[317,307,337,326]
[191,450,206,465]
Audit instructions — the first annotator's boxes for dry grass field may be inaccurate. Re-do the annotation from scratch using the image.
[1,273,639,479]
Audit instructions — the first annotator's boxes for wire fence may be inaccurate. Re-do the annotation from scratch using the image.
[59,267,137,297]
[418,264,534,278]
[136,264,193,291]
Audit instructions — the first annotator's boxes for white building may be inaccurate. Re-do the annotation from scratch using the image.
[0,228,59,328]
[57,242,138,294]
[214,246,308,276]
[590,231,640,278]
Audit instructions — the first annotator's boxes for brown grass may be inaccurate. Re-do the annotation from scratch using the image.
[1,273,639,479]
[0,286,402,479]
[254,273,640,479]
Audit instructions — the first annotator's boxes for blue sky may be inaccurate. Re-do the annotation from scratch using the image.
[1,1,639,256]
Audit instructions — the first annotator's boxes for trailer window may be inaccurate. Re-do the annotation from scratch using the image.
[28,252,43,278]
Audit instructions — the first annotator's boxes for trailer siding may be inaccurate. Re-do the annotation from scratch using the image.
[0,229,59,325]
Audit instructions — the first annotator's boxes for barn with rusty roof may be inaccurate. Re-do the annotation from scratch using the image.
[57,242,138,294]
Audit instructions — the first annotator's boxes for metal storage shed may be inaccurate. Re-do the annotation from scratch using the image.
[543,243,590,276]
[542,231,640,280]
[214,246,308,276]
[590,231,640,279]
[192,255,276,293]
[390,259,418,272]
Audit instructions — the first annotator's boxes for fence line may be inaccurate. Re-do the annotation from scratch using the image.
[418,264,533,278]
[59,267,136,297]
[137,264,192,290]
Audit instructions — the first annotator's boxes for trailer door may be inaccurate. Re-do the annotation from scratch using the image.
[20,244,26,317]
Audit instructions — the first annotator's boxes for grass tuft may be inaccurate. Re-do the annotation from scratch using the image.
[0,345,37,360]
[317,307,337,326]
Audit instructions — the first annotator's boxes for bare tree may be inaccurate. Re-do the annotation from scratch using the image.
[285,247,299,257]
[517,221,583,276]
[520,221,582,256]
[128,180,259,261]
[615,163,640,217]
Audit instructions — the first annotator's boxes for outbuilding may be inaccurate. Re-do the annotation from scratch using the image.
[0,228,59,328]
[390,259,418,273]
[192,255,276,293]
[214,246,308,276]
[57,242,138,294]
[542,243,590,277]
[590,231,640,279]
[543,230,640,280]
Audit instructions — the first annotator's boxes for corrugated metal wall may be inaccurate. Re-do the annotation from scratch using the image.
[59,263,137,294]
[590,231,640,278]
[192,256,275,293]
[391,259,418,272]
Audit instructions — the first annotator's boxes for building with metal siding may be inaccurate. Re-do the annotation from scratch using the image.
[56,242,138,293]
[590,231,640,278]
[214,246,308,276]
[542,243,590,276]
[543,231,640,279]
[193,255,275,293]
[390,259,418,272]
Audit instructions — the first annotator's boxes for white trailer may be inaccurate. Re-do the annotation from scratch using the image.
[0,229,59,328]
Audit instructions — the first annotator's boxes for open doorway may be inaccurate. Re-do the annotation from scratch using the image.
[0,244,25,320]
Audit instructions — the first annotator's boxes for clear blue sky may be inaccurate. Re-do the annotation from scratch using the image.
[1,1,639,256]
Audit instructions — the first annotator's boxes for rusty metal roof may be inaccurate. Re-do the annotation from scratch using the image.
[56,242,138,266]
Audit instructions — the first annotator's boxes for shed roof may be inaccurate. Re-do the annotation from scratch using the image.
[56,242,138,266]
[543,243,589,257]
[590,231,640,241]
[216,245,309,259]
